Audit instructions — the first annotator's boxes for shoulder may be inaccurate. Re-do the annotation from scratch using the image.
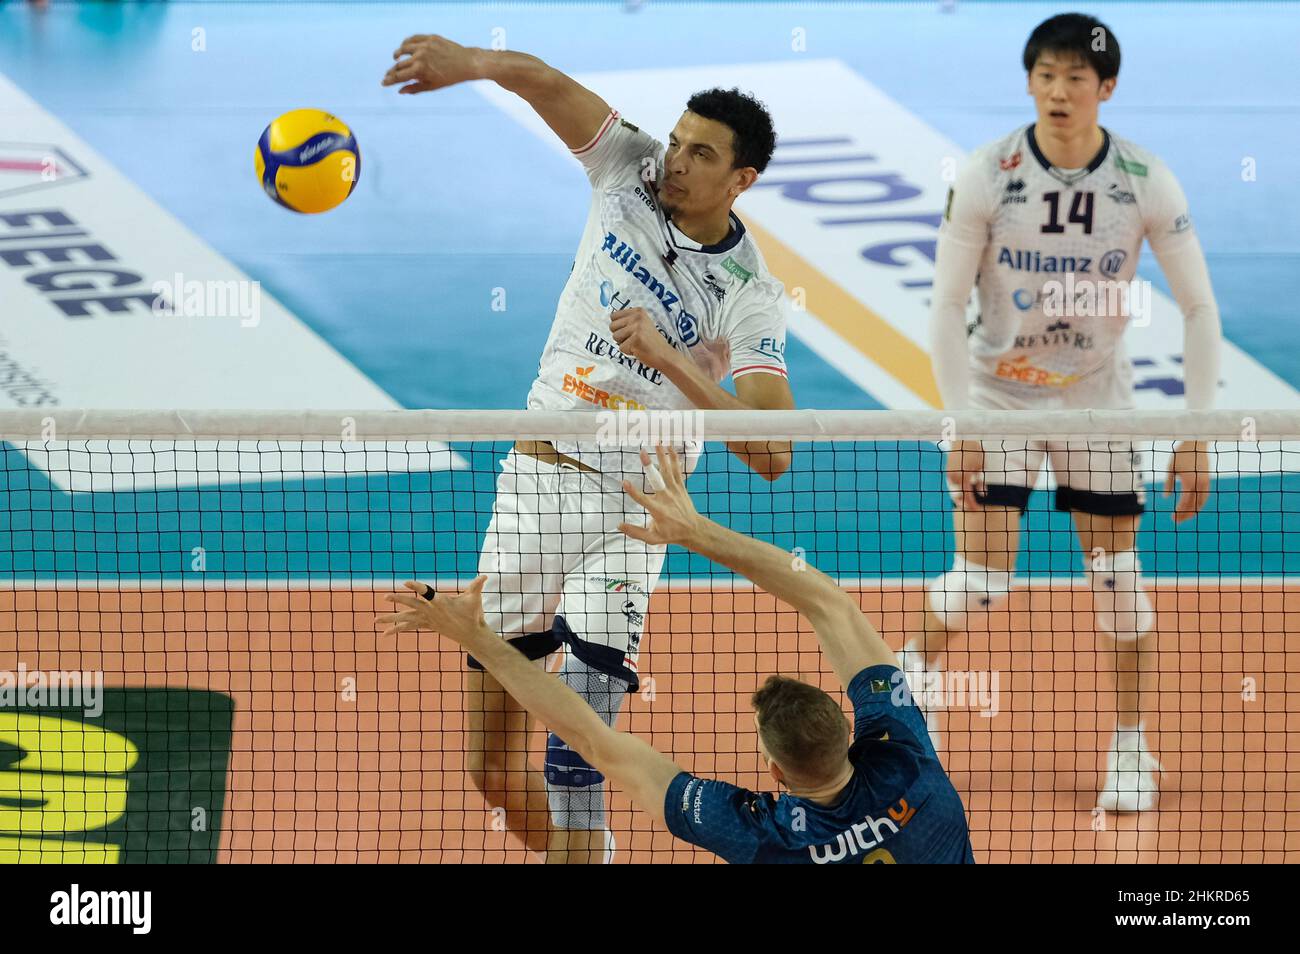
[946,128,1029,219]
[718,231,786,313]
[577,112,666,187]
[1106,132,1190,226]
[1107,131,1182,191]
[963,126,1032,180]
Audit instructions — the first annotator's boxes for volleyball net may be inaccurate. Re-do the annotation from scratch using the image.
[0,408,1296,863]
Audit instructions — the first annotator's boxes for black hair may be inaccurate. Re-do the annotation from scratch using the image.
[684,87,777,174]
[1023,13,1121,82]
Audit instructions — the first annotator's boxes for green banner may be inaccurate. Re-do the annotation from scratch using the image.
[0,687,234,863]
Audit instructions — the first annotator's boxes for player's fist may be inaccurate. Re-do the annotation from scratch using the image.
[383,35,482,94]
[610,308,676,370]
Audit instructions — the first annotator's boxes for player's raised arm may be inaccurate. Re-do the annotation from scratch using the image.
[619,447,896,687]
[383,34,611,152]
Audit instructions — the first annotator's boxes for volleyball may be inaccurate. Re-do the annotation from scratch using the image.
[254,108,360,214]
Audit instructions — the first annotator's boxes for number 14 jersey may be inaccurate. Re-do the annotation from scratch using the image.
[940,123,1197,406]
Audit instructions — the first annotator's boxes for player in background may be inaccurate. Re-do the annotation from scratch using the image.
[380,447,975,864]
[916,13,1221,812]
[384,36,795,861]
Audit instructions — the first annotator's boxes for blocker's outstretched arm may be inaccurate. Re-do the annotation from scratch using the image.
[619,447,897,688]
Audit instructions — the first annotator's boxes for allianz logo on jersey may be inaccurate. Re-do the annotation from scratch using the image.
[1012,287,1093,312]
[997,247,1128,277]
[599,230,700,345]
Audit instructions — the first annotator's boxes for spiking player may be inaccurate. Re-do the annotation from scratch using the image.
[384,36,794,861]
[915,13,1222,812]
[381,447,975,864]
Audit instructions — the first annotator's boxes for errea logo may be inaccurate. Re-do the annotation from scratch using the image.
[50,884,151,934]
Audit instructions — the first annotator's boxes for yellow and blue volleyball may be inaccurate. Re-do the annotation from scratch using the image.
[254,108,359,214]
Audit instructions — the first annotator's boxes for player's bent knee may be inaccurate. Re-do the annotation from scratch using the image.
[1087,549,1154,642]
[545,733,607,831]
[544,653,629,831]
[925,555,1012,630]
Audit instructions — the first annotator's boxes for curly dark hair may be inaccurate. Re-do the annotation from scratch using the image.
[1023,13,1121,82]
[685,87,777,174]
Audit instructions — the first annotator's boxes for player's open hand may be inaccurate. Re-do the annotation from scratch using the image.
[947,439,988,511]
[1164,440,1211,523]
[610,308,677,371]
[619,446,702,547]
[383,35,481,95]
[378,575,491,646]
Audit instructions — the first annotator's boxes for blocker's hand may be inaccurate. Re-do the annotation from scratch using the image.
[1164,440,1212,523]
[383,34,481,95]
[378,576,490,647]
[610,308,677,370]
[619,446,704,548]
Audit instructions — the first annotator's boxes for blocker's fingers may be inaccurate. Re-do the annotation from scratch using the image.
[654,443,670,474]
[1163,467,1176,497]
[664,445,683,484]
[404,580,436,601]
[622,479,653,509]
[618,521,653,542]
[644,463,666,493]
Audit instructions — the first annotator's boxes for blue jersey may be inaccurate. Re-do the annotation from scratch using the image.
[663,665,975,864]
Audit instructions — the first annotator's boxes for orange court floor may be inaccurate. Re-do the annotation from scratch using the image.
[1,582,1296,863]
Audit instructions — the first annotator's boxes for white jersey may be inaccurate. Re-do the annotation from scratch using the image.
[939,124,1198,409]
[525,111,789,470]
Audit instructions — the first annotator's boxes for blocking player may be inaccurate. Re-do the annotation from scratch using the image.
[384,37,795,861]
[916,13,1221,812]
[380,447,975,864]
